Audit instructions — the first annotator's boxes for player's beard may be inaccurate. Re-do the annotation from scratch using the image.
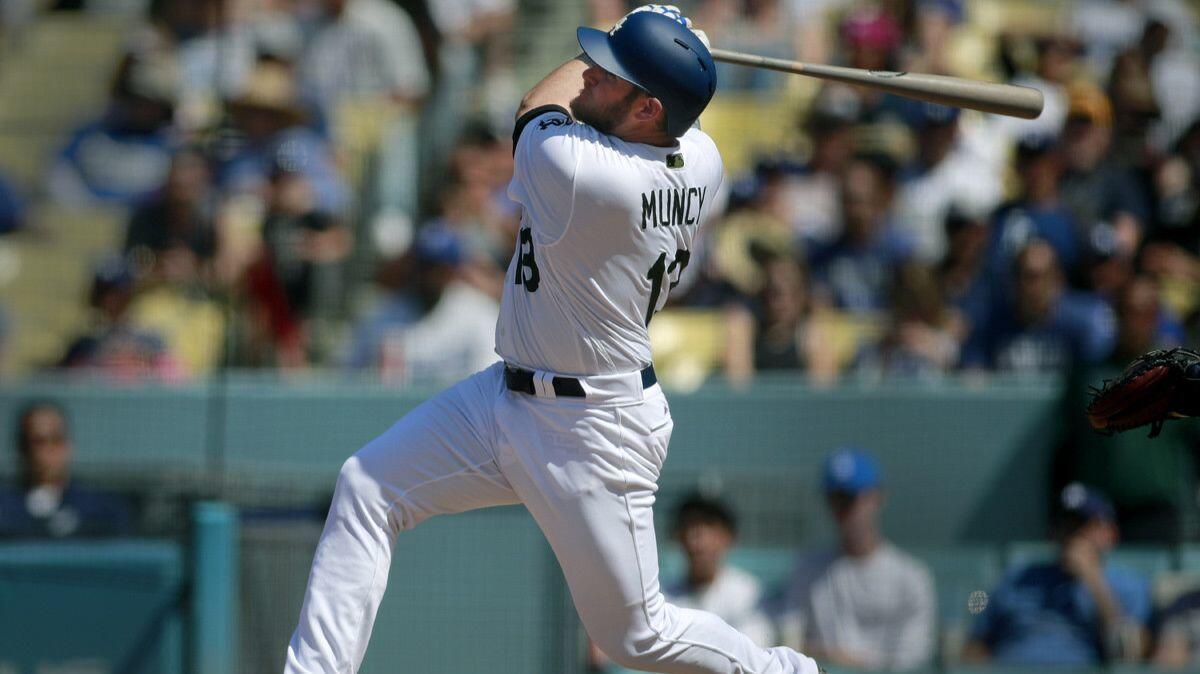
[570,88,640,135]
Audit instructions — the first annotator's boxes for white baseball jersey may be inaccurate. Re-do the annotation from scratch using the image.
[496,105,724,376]
[286,101,822,674]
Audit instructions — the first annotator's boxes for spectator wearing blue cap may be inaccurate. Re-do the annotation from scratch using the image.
[777,447,935,670]
[964,482,1151,666]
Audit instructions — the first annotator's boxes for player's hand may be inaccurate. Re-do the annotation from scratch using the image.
[625,4,692,28]
[1062,535,1103,580]
[620,5,711,49]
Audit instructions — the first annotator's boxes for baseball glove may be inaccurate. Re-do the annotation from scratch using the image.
[1086,347,1200,438]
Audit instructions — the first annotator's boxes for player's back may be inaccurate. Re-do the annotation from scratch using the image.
[498,106,724,377]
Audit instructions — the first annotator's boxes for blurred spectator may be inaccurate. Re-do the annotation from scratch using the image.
[663,492,773,647]
[1060,83,1150,235]
[162,0,305,131]
[47,51,179,208]
[724,248,838,385]
[0,172,25,236]
[894,102,1003,262]
[347,225,497,380]
[242,150,353,368]
[986,137,1082,283]
[300,0,430,218]
[962,240,1114,374]
[777,92,858,246]
[219,61,348,216]
[1070,0,1148,80]
[420,0,516,194]
[696,0,797,93]
[937,208,991,332]
[855,263,963,379]
[0,401,134,538]
[964,483,1151,666]
[125,148,218,282]
[1152,586,1200,668]
[1139,16,1200,155]
[777,447,936,671]
[1055,276,1192,542]
[807,155,916,313]
[824,5,905,122]
[58,256,181,380]
[997,35,1079,142]
[300,0,429,114]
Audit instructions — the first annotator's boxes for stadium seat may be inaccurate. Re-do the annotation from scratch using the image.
[647,308,727,392]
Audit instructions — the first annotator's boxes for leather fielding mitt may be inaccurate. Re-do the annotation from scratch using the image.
[1086,347,1200,438]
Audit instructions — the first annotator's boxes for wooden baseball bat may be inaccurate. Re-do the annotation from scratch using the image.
[709,48,1044,120]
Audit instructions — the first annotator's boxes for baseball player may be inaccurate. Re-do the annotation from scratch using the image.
[285,7,822,673]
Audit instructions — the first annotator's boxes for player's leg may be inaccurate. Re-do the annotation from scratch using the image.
[495,389,820,674]
[285,362,518,674]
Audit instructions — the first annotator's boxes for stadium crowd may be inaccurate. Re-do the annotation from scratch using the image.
[0,0,1195,388]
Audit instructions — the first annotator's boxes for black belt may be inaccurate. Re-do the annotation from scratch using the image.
[503,364,657,398]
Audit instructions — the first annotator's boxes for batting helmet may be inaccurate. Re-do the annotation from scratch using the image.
[577,11,717,138]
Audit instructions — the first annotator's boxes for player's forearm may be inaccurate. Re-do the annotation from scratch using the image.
[516,55,590,119]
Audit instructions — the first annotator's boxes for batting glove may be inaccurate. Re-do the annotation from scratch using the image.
[621,4,711,49]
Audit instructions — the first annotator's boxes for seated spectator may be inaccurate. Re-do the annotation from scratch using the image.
[777,92,858,246]
[855,263,963,379]
[1055,277,1193,542]
[125,148,218,283]
[807,155,916,314]
[0,401,134,538]
[666,492,773,645]
[964,483,1151,665]
[58,256,181,381]
[894,102,1003,263]
[1059,83,1150,237]
[347,225,497,381]
[1153,587,1200,668]
[300,0,431,218]
[937,207,991,333]
[47,52,178,208]
[778,447,935,671]
[242,148,353,368]
[723,249,839,385]
[0,171,25,235]
[219,61,348,217]
[985,136,1082,282]
[961,240,1114,374]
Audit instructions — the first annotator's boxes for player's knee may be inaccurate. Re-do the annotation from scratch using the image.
[601,636,667,671]
[336,455,377,497]
[592,618,673,670]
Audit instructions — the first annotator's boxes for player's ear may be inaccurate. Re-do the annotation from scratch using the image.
[634,95,665,126]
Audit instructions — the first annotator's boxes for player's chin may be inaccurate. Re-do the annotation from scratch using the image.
[572,102,617,134]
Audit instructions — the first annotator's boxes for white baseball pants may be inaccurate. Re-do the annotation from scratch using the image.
[284,361,820,674]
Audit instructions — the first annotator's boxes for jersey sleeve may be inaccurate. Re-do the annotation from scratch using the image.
[509,105,594,243]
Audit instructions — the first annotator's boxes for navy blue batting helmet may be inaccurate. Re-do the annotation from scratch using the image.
[577,12,717,138]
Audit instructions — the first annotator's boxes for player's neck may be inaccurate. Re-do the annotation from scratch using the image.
[839,531,882,558]
[613,120,678,147]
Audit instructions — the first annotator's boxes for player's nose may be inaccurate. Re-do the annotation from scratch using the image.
[582,64,602,87]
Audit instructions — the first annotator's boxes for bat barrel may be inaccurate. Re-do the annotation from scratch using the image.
[709,49,1044,120]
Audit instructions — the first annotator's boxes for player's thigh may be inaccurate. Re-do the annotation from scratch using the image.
[495,389,673,633]
[347,361,518,525]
